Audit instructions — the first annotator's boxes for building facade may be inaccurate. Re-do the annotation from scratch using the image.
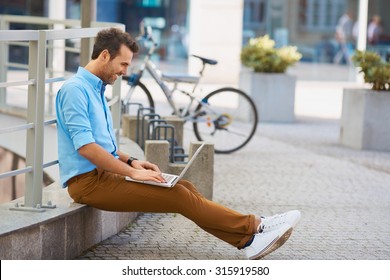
[1,0,389,80]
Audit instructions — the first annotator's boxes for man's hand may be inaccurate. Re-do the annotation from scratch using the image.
[131,160,161,172]
[129,160,166,183]
[129,168,166,183]
[115,150,165,183]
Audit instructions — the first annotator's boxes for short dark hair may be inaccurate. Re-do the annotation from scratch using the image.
[91,28,139,60]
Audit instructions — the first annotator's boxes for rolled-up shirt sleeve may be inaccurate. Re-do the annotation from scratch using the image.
[59,84,95,150]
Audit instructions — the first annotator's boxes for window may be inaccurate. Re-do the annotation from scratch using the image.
[299,0,346,32]
[243,0,268,43]
[243,0,267,31]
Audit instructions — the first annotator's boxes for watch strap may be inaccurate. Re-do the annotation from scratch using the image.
[127,156,138,166]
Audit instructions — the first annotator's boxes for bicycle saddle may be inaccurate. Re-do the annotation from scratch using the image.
[191,55,218,65]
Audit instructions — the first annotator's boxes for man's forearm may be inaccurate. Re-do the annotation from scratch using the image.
[117,150,130,163]
[78,143,133,176]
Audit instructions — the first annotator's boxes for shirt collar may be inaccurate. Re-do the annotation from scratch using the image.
[77,66,106,93]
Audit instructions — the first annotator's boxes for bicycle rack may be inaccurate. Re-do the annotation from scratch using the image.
[123,102,145,115]
[125,104,187,163]
[141,113,160,149]
[151,123,176,163]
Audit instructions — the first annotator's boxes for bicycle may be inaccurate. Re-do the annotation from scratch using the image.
[122,26,258,154]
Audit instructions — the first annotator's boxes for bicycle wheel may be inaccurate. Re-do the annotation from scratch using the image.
[123,81,155,115]
[193,87,258,154]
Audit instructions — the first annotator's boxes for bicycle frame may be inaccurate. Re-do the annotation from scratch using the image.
[122,26,258,154]
[124,36,218,122]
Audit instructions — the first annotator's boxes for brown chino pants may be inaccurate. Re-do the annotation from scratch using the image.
[67,168,256,249]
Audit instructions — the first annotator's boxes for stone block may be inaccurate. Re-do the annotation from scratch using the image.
[122,115,150,145]
[83,207,103,250]
[239,69,296,122]
[162,116,184,147]
[0,234,12,259]
[145,140,170,172]
[41,219,65,259]
[340,88,390,151]
[11,227,41,259]
[101,211,120,240]
[65,210,85,259]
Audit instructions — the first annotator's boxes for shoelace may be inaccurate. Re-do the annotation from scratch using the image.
[258,213,287,233]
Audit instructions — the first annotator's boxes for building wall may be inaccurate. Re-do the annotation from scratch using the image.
[2,0,389,83]
[188,0,244,84]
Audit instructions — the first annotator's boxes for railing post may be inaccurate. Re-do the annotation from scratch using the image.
[0,16,9,108]
[47,24,55,116]
[80,0,96,66]
[111,76,122,144]
[24,31,47,210]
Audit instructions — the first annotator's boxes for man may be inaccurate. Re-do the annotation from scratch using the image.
[367,15,382,45]
[56,27,301,260]
[334,12,354,65]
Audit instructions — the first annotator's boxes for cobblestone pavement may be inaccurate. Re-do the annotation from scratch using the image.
[77,117,390,260]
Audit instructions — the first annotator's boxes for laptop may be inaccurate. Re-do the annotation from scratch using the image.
[125,143,205,188]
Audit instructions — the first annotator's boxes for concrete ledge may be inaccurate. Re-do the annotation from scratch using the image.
[0,183,139,259]
[0,136,144,260]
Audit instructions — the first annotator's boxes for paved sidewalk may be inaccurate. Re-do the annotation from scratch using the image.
[77,116,390,260]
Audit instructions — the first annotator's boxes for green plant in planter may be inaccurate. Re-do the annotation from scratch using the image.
[240,35,302,73]
[352,50,390,91]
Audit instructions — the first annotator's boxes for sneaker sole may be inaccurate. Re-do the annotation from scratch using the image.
[250,227,293,260]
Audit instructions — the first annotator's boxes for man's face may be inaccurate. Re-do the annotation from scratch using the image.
[102,44,133,85]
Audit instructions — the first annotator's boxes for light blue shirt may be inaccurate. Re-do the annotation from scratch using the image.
[56,67,118,187]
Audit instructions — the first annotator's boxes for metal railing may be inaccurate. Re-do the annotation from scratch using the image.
[0,14,123,114]
[0,19,125,212]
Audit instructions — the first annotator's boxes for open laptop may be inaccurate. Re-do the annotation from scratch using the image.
[125,143,205,188]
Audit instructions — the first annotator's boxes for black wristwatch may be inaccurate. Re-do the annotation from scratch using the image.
[127,156,138,166]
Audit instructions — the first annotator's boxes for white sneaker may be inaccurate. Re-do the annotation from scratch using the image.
[259,210,301,233]
[245,224,293,260]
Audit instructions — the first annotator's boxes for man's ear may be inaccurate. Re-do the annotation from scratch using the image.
[100,49,110,62]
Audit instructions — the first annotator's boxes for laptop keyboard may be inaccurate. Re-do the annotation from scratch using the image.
[162,173,176,182]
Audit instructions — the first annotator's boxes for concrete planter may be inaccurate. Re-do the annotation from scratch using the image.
[239,69,296,122]
[340,88,390,151]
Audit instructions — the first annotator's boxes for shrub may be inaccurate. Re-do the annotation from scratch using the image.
[352,50,390,91]
[240,35,302,73]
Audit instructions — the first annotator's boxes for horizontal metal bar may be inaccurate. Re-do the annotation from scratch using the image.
[0,79,35,88]
[0,30,38,41]
[45,27,108,40]
[5,41,29,47]
[0,14,119,29]
[5,62,29,70]
[45,76,70,84]
[0,122,34,134]
[64,46,81,53]
[0,166,33,180]
[0,14,71,26]
[44,119,57,126]
[0,160,59,181]
[0,76,68,88]
[43,160,59,169]
[107,96,119,107]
